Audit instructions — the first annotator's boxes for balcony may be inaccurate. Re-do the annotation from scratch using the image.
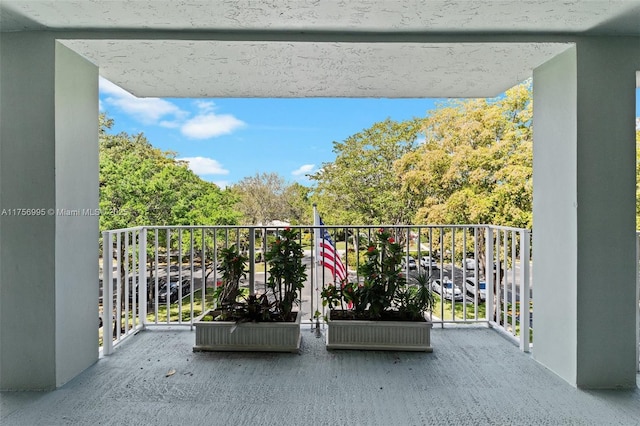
[98,225,533,355]
[2,224,639,422]
[2,325,639,425]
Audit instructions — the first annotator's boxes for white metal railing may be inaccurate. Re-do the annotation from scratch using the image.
[100,224,533,354]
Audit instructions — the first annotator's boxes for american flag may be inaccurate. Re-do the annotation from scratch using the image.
[316,215,347,283]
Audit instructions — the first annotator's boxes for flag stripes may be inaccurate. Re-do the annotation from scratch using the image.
[316,217,347,283]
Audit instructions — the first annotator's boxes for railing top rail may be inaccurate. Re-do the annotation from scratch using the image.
[102,226,145,234]
[110,224,530,232]
[487,225,532,233]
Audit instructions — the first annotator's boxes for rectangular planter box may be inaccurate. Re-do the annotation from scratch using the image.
[326,311,433,352]
[193,310,301,353]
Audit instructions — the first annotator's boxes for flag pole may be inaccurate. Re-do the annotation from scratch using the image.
[312,203,322,336]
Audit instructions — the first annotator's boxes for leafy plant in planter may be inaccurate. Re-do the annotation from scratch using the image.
[206,228,307,323]
[322,228,433,321]
[213,245,249,319]
[264,227,307,322]
[194,230,306,353]
[321,228,434,352]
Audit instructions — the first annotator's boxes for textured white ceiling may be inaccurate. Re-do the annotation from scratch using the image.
[1,1,638,97]
[2,0,640,34]
[63,39,571,98]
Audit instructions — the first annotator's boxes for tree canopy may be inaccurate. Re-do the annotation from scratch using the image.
[310,118,424,225]
[396,82,533,228]
[232,172,312,225]
[99,114,241,232]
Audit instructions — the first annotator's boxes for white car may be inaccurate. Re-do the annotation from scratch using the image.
[420,256,438,269]
[464,258,477,270]
[401,256,417,270]
[431,278,463,301]
[465,278,487,301]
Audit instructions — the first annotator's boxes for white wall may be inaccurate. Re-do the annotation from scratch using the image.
[54,42,99,388]
[532,46,579,385]
[0,32,58,390]
[533,38,639,388]
[0,34,98,390]
[573,38,638,388]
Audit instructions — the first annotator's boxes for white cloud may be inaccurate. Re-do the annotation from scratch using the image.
[99,77,245,140]
[159,120,181,129]
[292,164,315,176]
[181,114,246,139]
[195,100,216,113]
[178,156,229,176]
[99,76,186,124]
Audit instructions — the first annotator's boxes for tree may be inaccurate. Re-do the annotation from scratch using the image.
[233,172,291,225]
[99,113,242,331]
[99,113,240,231]
[395,82,533,229]
[283,182,312,225]
[310,118,423,225]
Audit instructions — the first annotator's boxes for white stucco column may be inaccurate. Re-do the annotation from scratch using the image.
[0,33,99,390]
[533,38,639,388]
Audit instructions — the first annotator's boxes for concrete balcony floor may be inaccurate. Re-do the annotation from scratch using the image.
[2,327,639,426]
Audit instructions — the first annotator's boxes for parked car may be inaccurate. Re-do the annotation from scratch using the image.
[431,278,463,301]
[158,279,191,304]
[464,258,477,270]
[420,256,438,269]
[401,256,417,270]
[465,278,487,301]
[158,282,179,303]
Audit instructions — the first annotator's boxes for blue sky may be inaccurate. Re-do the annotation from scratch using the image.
[99,77,640,189]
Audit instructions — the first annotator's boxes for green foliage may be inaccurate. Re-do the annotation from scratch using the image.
[214,245,248,310]
[99,113,241,233]
[395,272,435,320]
[358,228,406,317]
[233,172,312,225]
[321,228,433,321]
[264,227,307,321]
[310,118,423,225]
[397,82,533,228]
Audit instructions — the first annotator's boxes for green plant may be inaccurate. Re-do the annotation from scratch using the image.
[321,228,433,321]
[395,272,434,320]
[214,245,248,311]
[264,227,307,321]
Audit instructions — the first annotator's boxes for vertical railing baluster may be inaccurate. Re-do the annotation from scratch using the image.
[486,227,494,325]
[520,229,531,352]
[201,228,207,315]
[249,227,255,295]
[511,230,517,339]
[189,228,194,327]
[178,228,183,324]
[502,230,508,331]
[154,228,159,324]
[166,228,171,324]
[439,227,444,327]
[115,232,122,341]
[140,228,147,328]
[462,227,468,321]
[451,227,456,321]
[102,231,114,355]
[124,231,130,335]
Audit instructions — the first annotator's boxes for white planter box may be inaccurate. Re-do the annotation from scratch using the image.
[326,310,433,352]
[193,310,301,353]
